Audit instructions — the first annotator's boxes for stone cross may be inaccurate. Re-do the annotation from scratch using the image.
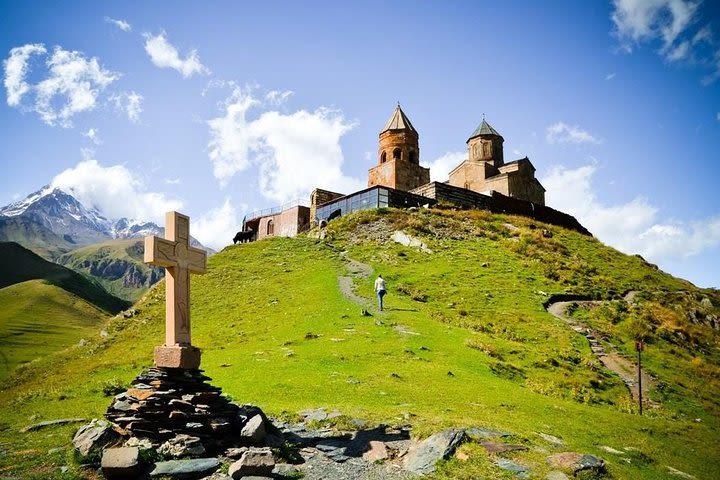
[145,211,207,369]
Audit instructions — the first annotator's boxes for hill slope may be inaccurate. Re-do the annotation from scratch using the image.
[0,208,717,479]
[0,242,130,314]
[55,239,164,302]
[0,280,109,379]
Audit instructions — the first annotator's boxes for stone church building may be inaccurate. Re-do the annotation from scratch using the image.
[240,105,589,240]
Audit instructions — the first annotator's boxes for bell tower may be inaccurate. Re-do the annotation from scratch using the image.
[368,104,430,191]
[466,118,504,168]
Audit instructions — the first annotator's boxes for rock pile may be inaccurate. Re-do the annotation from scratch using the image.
[104,367,269,454]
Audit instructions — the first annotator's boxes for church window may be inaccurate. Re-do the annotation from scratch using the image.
[393,148,401,160]
[380,151,387,163]
[408,150,416,164]
[267,219,274,236]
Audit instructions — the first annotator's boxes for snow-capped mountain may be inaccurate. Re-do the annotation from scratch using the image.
[0,186,163,246]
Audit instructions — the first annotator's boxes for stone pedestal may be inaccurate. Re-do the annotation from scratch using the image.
[154,345,202,369]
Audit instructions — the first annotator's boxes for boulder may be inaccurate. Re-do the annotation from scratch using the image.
[158,434,206,458]
[404,428,465,475]
[228,447,275,479]
[240,414,266,444]
[149,458,220,478]
[101,447,142,479]
[547,452,605,474]
[546,471,570,480]
[72,419,121,456]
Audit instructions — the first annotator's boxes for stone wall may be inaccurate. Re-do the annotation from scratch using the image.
[410,182,590,235]
[368,159,430,192]
[256,206,310,240]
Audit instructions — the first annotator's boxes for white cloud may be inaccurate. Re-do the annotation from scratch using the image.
[193,198,247,250]
[422,151,465,182]
[512,149,522,156]
[104,17,131,32]
[207,86,363,203]
[605,72,617,80]
[50,158,182,223]
[3,44,119,127]
[541,164,720,262]
[111,91,143,123]
[3,43,46,106]
[143,32,209,78]
[164,178,181,185]
[611,0,720,82]
[265,90,293,105]
[82,128,101,144]
[546,122,601,145]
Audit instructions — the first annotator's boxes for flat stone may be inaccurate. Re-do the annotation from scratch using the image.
[72,419,121,456]
[20,418,86,433]
[495,458,529,474]
[300,408,328,422]
[240,414,266,443]
[101,447,142,479]
[149,458,220,478]
[228,448,275,479]
[599,445,624,454]
[404,428,465,475]
[538,432,565,445]
[547,452,605,474]
[362,441,388,462]
[666,466,698,479]
[158,434,206,458]
[480,441,528,454]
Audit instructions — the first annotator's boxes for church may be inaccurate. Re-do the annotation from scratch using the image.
[241,105,588,240]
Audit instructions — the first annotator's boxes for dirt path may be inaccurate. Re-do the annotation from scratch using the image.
[546,296,655,407]
[337,252,374,308]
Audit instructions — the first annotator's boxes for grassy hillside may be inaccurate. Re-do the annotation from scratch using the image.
[0,280,109,379]
[0,242,130,314]
[56,239,164,303]
[0,208,717,479]
[0,216,77,260]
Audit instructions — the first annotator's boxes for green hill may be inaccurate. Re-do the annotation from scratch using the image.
[0,280,109,379]
[0,242,130,314]
[55,239,164,303]
[0,208,717,479]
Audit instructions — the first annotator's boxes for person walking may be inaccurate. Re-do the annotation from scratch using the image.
[375,274,387,311]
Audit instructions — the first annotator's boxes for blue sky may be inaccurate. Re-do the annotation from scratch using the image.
[1,1,719,287]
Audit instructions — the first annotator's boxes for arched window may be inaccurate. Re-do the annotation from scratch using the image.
[408,150,416,164]
[380,151,387,163]
[267,219,274,236]
[393,148,401,160]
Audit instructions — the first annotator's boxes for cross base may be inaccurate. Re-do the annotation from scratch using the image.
[154,345,201,369]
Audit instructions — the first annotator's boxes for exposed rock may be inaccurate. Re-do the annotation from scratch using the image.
[404,428,465,475]
[495,458,529,476]
[547,452,605,474]
[125,437,153,449]
[101,447,142,479]
[149,458,220,478]
[158,434,206,458]
[538,432,564,445]
[480,441,528,454]
[240,414,266,443]
[599,445,624,454]
[666,465,698,479]
[391,230,433,254]
[228,447,275,478]
[362,441,389,462]
[20,418,86,432]
[72,419,121,456]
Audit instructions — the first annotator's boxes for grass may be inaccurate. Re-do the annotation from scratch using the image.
[0,280,109,380]
[0,242,129,314]
[0,208,717,479]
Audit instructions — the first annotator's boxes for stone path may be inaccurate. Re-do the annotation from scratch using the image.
[546,294,655,406]
[337,252,374,308]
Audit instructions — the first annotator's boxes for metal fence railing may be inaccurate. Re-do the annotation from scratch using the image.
[242,198,310,226]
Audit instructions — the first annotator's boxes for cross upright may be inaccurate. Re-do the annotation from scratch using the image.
[145,211,207,368]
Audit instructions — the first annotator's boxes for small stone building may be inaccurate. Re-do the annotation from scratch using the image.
[242,204,310,241]
[447,119,545,205]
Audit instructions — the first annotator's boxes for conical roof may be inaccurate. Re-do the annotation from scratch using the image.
[381,104,416,133]
[468,119,502,140]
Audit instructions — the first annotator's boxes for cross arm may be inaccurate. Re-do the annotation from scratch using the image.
[144,236,177,268]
